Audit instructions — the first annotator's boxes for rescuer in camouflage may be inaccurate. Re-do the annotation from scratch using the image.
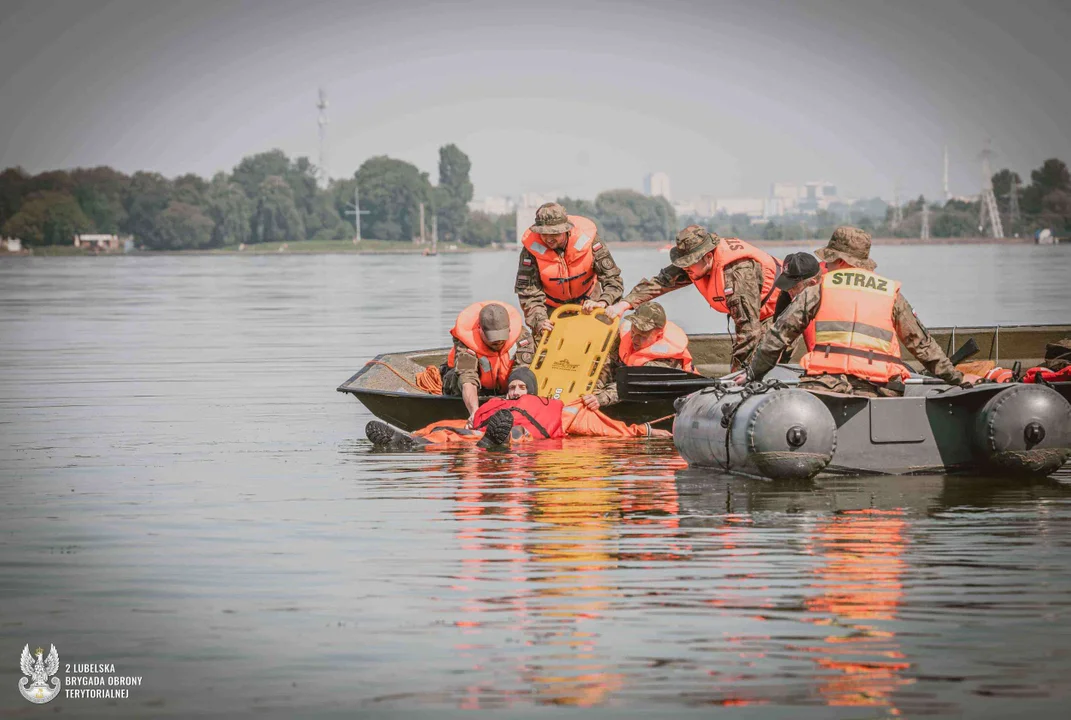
[608,225,769,370]
[442,304,536,397]
[746,227,966,397]
[584,302,689,409]
[514,202,624,336]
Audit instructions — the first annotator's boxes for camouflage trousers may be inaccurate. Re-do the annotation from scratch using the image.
[798,374,902,398]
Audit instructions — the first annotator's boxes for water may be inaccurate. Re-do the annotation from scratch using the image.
[1,245,1070,717]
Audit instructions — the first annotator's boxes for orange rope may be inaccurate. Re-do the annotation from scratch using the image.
[415,365,444,395]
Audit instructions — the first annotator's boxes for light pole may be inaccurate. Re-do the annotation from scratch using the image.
[345,184,369,244]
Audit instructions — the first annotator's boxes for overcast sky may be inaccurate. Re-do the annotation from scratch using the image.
[1,0,1069,202]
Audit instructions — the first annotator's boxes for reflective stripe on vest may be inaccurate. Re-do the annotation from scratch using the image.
[618,320,695,373]
[447,301,524,393]
[690,237,780,320]
[521,215,598,308]
[800,269,910,384]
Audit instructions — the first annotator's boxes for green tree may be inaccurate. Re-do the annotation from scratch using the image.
[250,176,304,244]
[1,190,91,246]
[555,197,597,219]
[436,144,473,242]
[71,166,129,233]
[121,172,172,246]
[593,189,676,243]
[355,156,432,241]
[232,150,291,200]
[173,173,209,208]
[206,173,252,247]
[0,167,31,229]
[463,211,499,247]
[150,201,216,250]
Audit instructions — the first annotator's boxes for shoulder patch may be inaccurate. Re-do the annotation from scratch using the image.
[724,287,735,297]
[519,338,530,346]
[592,241,603,252]
[522,257,532,266]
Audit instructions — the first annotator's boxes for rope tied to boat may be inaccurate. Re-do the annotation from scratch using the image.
[712,379,791,473]
[364,359,443,394]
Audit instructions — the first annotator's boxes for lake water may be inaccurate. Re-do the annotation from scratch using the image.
[1,244,1070,717]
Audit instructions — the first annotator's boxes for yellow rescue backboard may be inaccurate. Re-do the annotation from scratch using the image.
[530,304,620,403]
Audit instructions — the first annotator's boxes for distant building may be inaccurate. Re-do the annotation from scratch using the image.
[767,181,840,216]
[1,237,22,252]
[644,172,671,202]
[73,234,131,252]
[468,196,516,216]
[715,197,767,220]
[514,191,562,246]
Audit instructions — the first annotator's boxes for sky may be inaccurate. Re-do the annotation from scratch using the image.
[1,0,1069,202]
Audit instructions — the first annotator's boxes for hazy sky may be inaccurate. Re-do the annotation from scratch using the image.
[1,0,1069,202]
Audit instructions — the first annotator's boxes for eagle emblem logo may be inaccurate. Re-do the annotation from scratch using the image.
[18,644,61,704]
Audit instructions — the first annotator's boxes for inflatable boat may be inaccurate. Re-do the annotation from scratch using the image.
[673,366,1071,480]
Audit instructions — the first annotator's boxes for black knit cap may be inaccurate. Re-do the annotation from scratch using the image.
[507,366,538,396]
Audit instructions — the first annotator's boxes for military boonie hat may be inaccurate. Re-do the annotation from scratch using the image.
[628,301,667,333]
[529,202,574,235]
[774,252,822,290]
[815,226,876,272]
[479,303,511,343]
[670,225,718,268]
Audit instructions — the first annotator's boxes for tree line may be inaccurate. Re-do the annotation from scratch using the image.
[0,143,680,251]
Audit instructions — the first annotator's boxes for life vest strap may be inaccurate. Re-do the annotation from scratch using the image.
[476,405,552,439]
[813,343,908,367]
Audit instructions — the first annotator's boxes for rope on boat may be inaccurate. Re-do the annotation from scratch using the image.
[706,378,791,473]
[364,359,432,393]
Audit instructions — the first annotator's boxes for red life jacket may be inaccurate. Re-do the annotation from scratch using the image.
[619,320,695,373]
[800,268,911,384]
[691,237,781,320]
[473,394,565,439]
[447,301,524,393]
[520,215,599,307]
[1022,365,1071,383]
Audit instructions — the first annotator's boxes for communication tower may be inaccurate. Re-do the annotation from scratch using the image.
[317,88,329,186]
[920,199,930,241]
[978,142,1004,238]
[1007,174,1022,233]
[943,145,951,203]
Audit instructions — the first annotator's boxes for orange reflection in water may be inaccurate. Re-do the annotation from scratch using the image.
[803,508,912,710]
[447,440,683,708]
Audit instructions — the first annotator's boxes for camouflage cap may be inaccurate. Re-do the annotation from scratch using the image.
[529,202,574,235]
[628,301,667,333]
[814,226,876,272]
[478,303,511,343]
[670,225,718,268]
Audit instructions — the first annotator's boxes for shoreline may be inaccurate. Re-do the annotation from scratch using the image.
[0,235,1044,258]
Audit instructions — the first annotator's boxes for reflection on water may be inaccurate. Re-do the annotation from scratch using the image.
[1,254,1070,716]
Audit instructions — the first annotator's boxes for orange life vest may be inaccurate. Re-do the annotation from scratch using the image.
[520,215,599,307]
[474,394,565,439]
[447,301,524,393]
[800,268,911,384]
[618,320,695,373]
[799,262,828,352]
[690,237,781,320]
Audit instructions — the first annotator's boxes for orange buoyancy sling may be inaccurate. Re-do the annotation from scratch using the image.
[618,320,695,373]
[690,237,781,320]
[473,394,565,439]
[447,301,524,393]
[800,268,911,384]
[520,215,599,307]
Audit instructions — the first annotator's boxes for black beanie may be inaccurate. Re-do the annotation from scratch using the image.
[508,366,538,396]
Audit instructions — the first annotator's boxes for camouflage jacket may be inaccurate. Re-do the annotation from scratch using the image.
[514,239,624,331]
[591,335,685,407]
[747,284,964,386]
[622,258,766,369]
[451,328,536,390]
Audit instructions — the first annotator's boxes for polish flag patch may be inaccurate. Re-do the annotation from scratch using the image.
[519,338,530,346]
[522,258,532,266]
[592,242,602,252]
[724,288,735,297]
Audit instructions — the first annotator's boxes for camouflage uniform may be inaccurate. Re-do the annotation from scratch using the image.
[622,227,767,369]
[514,203,624,333]
[747,227,964,398]
[592,302,686,407]
[442,328,536,395]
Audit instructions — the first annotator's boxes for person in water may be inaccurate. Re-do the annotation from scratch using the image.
[366,367,671,451]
